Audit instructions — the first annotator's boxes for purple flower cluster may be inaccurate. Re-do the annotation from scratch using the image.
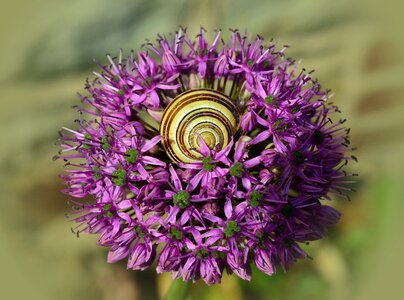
[57,28,355,285]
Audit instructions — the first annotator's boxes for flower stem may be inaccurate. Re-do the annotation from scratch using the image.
[164,280,191,300]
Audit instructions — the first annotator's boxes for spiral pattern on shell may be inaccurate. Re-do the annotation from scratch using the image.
[160,88,240,163]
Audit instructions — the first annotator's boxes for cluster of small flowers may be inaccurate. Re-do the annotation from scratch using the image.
[57,28,355,285]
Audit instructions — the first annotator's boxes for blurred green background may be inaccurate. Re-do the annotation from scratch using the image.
[1,0,403,299]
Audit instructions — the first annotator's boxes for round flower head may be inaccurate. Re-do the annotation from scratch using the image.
[56,27,356,285]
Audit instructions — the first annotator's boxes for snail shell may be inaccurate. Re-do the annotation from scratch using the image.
[160,88,240,163]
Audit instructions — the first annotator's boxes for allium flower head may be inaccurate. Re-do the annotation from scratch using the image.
[56,27,356,285]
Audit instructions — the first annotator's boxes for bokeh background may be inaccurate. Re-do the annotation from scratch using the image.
[1,0,403,299]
